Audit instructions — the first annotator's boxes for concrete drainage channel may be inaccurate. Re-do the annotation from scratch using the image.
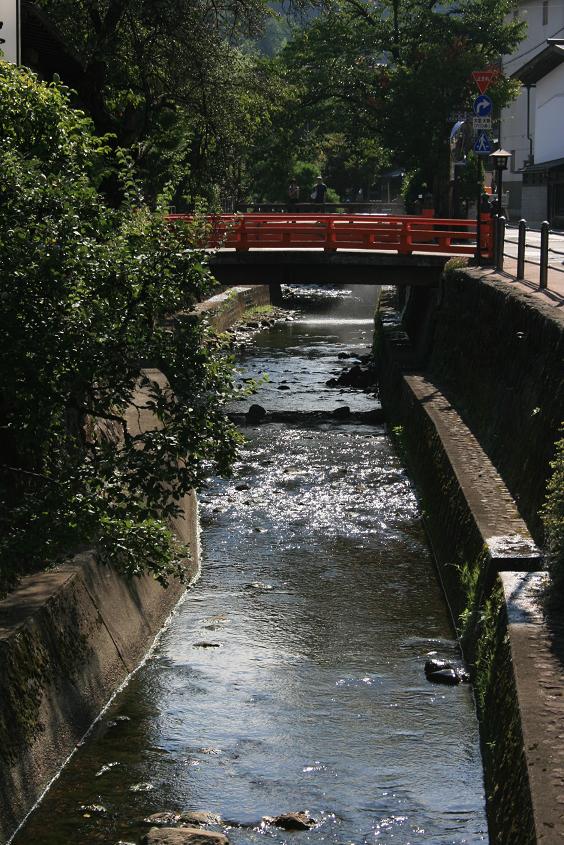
[376,275,564,845]
[1,276,563,845]
[0,285,271,845]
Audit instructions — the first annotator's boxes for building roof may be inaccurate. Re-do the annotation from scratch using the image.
[521,157,564,173]
[511,38,564,85]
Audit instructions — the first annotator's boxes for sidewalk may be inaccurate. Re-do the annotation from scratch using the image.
[480,255,564,308]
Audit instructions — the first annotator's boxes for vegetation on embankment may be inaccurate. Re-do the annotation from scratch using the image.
[0,62,240,597]
[542,432,564,597]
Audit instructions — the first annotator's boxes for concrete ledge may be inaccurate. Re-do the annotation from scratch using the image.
[404,374,541,572]
[195,284,271,332]
[500,572,564,844]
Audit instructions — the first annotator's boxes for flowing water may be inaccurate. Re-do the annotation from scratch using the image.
[13,285,488,844]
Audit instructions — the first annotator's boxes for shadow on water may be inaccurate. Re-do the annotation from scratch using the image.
[12,284,488,845]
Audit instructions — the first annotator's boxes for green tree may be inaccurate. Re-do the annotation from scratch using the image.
[0,62,240,595]
[264,0,524,210]
[34,0,275,204]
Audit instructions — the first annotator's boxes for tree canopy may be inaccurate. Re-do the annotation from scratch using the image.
[248,0,524,209]
[0,61,240,595]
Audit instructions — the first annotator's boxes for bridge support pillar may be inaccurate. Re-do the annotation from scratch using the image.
[269,282,283,306]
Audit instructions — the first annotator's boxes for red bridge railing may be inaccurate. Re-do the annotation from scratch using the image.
[168,213,494,260]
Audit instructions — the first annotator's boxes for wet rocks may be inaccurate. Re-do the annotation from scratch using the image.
[332,406,351,419]
[263,812,317,830]
[179,811,222,826]
[143,828,228,845]
[335,363,376,390]
[424,658,470,685]
[246,404,266,424]
[145,812,181,826]
[80,803,108,816]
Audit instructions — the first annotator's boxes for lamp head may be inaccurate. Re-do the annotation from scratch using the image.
[489,148,512,171]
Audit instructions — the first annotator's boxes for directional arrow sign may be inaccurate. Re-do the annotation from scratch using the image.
[474,131,492,155]
[473,94,493,117]
[472,70,497,94]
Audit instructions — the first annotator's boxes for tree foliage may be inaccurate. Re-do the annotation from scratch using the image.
[542,431,564,597]
[0,62,240,595]
[34,0,276,204]
[250,0,524,208]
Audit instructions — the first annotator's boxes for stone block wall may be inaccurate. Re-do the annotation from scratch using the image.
[424,269,564,540]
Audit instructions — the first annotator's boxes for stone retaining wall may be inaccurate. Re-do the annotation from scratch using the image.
[423,268,564,539]
[0,284,271,845]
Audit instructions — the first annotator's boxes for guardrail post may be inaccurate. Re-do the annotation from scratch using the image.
[324,218,337,252]
[399,219,411,254]
[478,195,493,262]
[237,217,249,251]
[495,216,506,271]
[516,218,526,280]
[539,220,549,289]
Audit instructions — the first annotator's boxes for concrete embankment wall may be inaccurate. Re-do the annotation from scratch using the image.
[0,284,270,845]
[376,271,564,845]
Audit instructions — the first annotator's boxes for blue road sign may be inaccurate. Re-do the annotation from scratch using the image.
[473,94,493,117]
[474,131,492,154]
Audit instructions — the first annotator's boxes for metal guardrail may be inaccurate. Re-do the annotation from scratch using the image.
[501,219,564,291]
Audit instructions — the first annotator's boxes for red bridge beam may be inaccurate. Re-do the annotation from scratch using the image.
[168,214,494,261]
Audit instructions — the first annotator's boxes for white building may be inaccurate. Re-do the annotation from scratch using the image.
[500,1,564,225]
[500,0,564,225]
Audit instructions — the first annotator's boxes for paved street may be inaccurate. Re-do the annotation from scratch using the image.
[504,225,564,271]
[485,224,564,304]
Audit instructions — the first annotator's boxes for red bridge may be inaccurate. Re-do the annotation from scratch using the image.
[168,213,493,287]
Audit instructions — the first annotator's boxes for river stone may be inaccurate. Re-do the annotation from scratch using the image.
[265,812,317,830]
[145,812,181,826]
[179,811,222,826]
[424,658,450,677]
[424,658,470,684]
[246,404,266,423]
[427,668,460,685]
[143,828,229,845]
[332,406,351,419]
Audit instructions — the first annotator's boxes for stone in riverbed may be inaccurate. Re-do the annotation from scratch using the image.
[263,812,317,830]
[143,828,228,845]
[424,658,470,685]
[246,404,266,423]
[179,811,222,826]
[145,812,181,826]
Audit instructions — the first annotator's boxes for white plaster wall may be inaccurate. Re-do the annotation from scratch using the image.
[534,64,564,162]
[522,184,548,221]
[501,0,564,186]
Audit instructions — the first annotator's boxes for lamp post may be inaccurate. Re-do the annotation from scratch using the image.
[489,148,512,217]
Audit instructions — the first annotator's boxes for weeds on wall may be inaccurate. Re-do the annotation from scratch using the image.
[541,429,564,597]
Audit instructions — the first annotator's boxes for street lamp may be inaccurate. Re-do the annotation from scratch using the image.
[489,149,512,217]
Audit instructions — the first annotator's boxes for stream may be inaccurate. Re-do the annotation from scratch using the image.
[13,284,488,844]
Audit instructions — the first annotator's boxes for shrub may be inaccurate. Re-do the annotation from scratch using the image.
[0,62,239,594]
[542,430,564,594]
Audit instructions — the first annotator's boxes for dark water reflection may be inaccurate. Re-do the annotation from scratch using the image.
[13,285,487,845]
